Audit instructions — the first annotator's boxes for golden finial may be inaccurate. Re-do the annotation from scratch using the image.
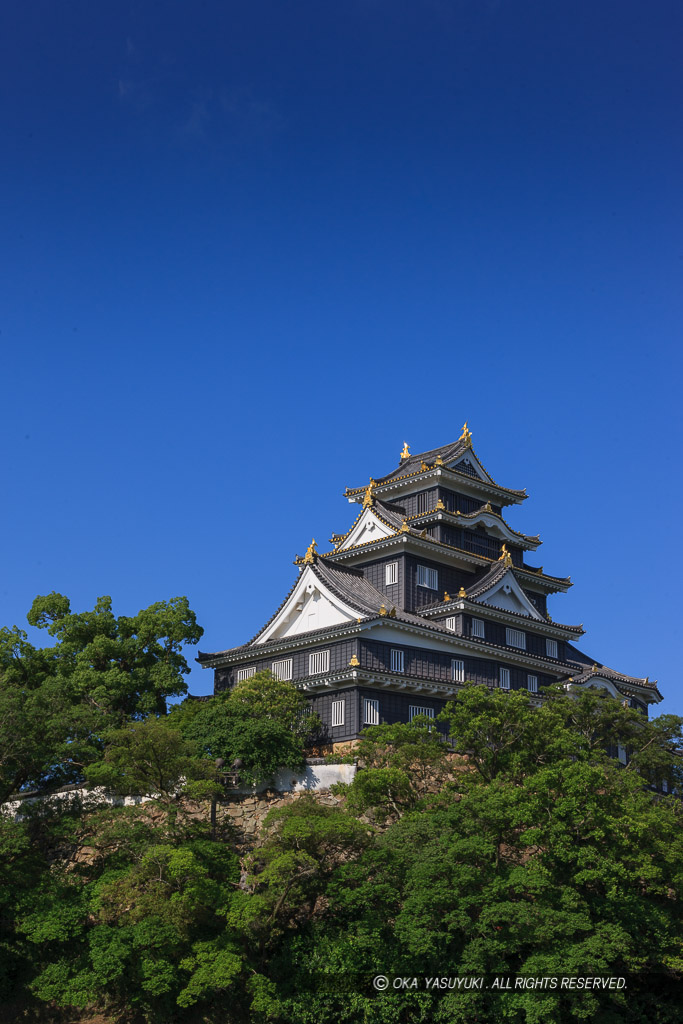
[592,663,599,672]
[435,454,443,466]
[444,591,451,602]
[498,544,513,567]
[421,460,428,471]
[400,441,410,460]
[436,498,445,510]
[484,502,492,512]
[400,519,410,533]
[419,529,427,538]
[459,421,472,445]
[458,586,467,598]
[379,604,388,617]
[303,538,318,564]
[388,606,396,618]
[349,654,360,667]
[362,478,375,508]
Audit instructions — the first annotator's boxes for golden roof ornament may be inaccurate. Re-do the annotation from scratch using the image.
[592,663,599,672]
[349,654,360,667]
[303,538,318,564]
[362,478,375,508]
[389,606,397,618]
[421,461,428,471]
[436,498,445,510]
[379,604,388,617]
[443,591,451,602]
[435,454,443,466]
[459,421,472,446]
[400,441,411,460]
[400,519,410,533]
[458,586,467,598]
[498,543,513,567]
[484,502,492,512]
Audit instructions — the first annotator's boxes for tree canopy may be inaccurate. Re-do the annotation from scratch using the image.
[1,592,682,1024]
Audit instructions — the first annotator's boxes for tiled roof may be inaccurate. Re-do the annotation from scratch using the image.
[564,643,660,693]
[345,438,527,499]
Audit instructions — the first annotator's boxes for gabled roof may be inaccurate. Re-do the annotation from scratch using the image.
[406,503,541,549]
[345,431,527,502]
[563,643,662,700]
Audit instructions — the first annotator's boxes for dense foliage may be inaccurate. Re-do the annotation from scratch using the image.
[1,595,682,1022]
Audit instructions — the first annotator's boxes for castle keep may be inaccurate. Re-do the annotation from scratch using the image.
[198,427,661,743]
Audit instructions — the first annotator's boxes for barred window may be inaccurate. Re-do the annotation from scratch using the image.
[363,698,380,725]
[409,706,435,722]
[236,666,256,682]
[331,700,345,728]
[385,561,398,586]
[499,667,511,690]
[271,658,293,681]
[471,617,485,639]
[546,639,558,659]
[390,648,404,673]
[308,650,330,675]
[451,659,465,683]
[506,628,526,649]
[527,674,538,693]
[445,616,457,631]
[417,565,438,590]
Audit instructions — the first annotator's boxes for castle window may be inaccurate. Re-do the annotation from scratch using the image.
[546,639,558,659]
[499,667,511,689]
[409,705,435,722]
[331,700,345,728]
[452,659,465,682]
[309,650,330,675]
[271,658,293,681]
[445,616,457,631]
[390,649,404,673]
[417,565,438,590]
[527,674,538,693]
[471,617,485,639]
[385,561,398,586]
[506,628,526,650]
[364,698,380,725]
[236,666,256,682]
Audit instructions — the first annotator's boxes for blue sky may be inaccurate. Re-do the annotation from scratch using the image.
[2,2,681,712]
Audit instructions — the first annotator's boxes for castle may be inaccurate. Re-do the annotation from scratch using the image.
[198,428,661,743]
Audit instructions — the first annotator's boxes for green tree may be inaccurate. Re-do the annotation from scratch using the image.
[178,671,319,785]
[0,592,202,799]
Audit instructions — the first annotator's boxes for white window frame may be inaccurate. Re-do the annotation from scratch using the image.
[385,561,398,586]
[409,705,435,722]
[331,699,345,728]
[271,658,293,681]
[417,565,438,590]
[471,617,485,639]
[452,658,465,682]
[308,650,330,675]
[527,674,538,693]
[363,698,380,725]
[546,638,558,659]
[506,627,526,650]
[445,616,456,631]
[499,667,511,690]
[390,648,404,673]
[236,666,257,682]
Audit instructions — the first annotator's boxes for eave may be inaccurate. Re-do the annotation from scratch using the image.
[421,598,584,640]
[406,505,541,550]
[345,464,527,508]
[322,532,571,593]
[199,614,579,678]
